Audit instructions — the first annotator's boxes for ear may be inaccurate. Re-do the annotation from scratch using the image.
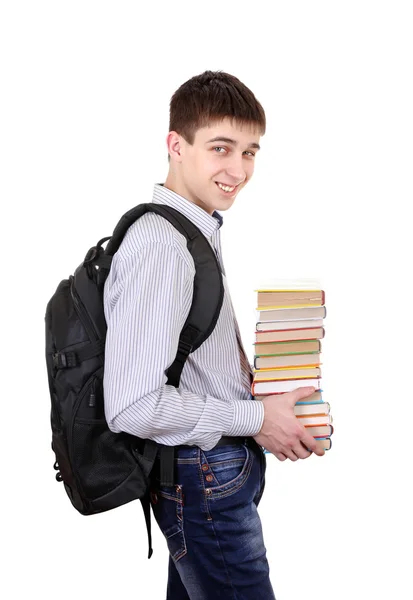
[166,131,184,162]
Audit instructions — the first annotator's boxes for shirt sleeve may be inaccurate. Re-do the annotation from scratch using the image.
[103,242,264,451]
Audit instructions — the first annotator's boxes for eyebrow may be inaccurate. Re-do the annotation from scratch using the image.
[205,136,261,150]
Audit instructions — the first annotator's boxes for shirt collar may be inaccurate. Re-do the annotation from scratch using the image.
[152,183,223,237]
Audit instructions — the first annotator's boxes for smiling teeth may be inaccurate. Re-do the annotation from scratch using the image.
[217,183,235,192]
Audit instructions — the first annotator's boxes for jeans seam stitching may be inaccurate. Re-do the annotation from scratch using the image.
[173,486,187,562]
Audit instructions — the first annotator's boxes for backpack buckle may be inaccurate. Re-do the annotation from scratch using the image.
[178,340,193,355]
[52,352,65,368]
[52,351,77,369]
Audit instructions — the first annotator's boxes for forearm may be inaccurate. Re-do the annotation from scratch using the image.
[106,382,264,451]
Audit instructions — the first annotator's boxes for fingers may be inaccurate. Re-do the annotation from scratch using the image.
[281,449,298,461]
[274,450,312,462]
[301,429,325,456]
[313,439,326,456]
[274,432,323,461]
[283,443,312,461]
[294,442,313,460]
[290,386,317,404]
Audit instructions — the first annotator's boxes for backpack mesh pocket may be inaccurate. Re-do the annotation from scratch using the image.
[72,420,138,500]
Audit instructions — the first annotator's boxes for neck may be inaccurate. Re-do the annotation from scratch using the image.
[163,171,214,216]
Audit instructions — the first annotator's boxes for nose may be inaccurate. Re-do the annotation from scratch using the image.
[225,157,246,184]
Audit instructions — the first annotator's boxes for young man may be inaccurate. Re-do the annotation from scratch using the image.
[103,70,324,599]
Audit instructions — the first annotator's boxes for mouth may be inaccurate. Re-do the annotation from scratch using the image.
[215,182,240,195]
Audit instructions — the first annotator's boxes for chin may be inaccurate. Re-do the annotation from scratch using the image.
[215,201,235,212]
[217,196,237,210]
[198,192,236,215]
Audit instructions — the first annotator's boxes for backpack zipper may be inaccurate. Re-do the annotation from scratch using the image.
[69,275,98,342]
[88,379,96,407]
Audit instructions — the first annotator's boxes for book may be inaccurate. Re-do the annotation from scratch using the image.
[254,391,323,403]
[254,340,322,356]
[256,289,325,309]
[296,414,332,426]
[314,438,331,450]
[253,366,322,381]
[257,306,327,322]
[305,424,333,438]
[255,327,325,343]
[252,378,322,395]
[256,318,324,332]
[296,391,323,404]
[254,353,321,370]
[294,402,330,416]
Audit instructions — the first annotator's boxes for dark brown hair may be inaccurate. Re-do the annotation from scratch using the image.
[169,70,266,145]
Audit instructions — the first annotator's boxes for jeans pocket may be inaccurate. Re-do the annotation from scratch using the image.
[150,484,187,562]
[201,444,253,499]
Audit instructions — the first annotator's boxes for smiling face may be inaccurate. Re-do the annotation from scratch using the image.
[164,117,261,215]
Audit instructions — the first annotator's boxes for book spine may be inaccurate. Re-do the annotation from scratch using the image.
[305,424,333,436]
[254,355,321,368]
[254,365,321,372]
[255,327,324,335]
[255,350,320,358]
[295,400,324,405]
[294,402,330,416]
[255,374,321,382]
[253,389,324,399]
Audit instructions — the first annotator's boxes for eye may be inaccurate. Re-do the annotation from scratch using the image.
[243,151,255,157]
[213,146,226,153]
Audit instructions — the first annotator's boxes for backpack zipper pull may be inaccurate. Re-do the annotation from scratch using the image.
[89,379,96,407]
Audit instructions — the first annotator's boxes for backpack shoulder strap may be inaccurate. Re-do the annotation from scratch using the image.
[104,203,225,487]
[105,202,224,379]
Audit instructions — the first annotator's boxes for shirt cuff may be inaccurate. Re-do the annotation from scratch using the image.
[225,399,264,437]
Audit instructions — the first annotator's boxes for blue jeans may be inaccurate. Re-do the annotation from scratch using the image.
[149,437,276,599]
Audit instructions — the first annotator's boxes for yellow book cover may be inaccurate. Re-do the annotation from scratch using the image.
[253,365,321,372]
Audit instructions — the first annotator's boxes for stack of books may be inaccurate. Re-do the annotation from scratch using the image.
[251,284,332,452]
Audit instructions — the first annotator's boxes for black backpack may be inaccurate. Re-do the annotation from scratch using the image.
[45,202,224,558]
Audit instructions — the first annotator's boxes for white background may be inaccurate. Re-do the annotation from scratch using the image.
[1,1,412,599]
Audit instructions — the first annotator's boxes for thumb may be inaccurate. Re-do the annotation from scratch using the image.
[290,386,316,405]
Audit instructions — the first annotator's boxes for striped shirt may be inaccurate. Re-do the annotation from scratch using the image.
[103,183,264,451]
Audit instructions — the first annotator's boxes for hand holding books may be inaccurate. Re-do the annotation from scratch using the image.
[253,387,326,460]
